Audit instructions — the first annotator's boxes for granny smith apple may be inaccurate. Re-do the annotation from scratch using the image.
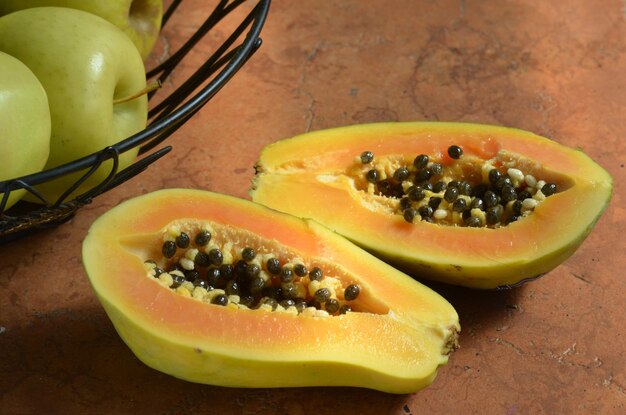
[0,0,163,60]
[0,51,51,211]
[0,7,148,203]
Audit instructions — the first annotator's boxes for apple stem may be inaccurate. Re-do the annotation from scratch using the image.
[113,80,162,104]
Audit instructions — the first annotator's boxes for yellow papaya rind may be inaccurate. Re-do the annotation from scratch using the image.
[82,189,460,393]
[250,122,613,289]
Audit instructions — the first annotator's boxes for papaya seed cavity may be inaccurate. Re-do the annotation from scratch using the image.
[144,222,362,317]
[354,145,563,228]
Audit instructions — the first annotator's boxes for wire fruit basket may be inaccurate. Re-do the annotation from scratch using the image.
[0,0,270,244]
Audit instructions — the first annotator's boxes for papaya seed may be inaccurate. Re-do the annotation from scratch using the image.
[444,187,459,203]
[314,288,331,303]
[489,169,502,185]
[420,182,433,191]
[325,298,340,314]
[366,169,379,183]
[447,145,463,159]
[211,294,228,306]
[193,279,209,289]
[413,154,428,169]
[206,268,221,286]
[208,248,223,265]
[452,198,467,212]
[501,185,517,202]
[171,274,185,288]
[266,257,281,274]
[280,266,293,282]
[194,251,211,267]
[430,163,443,176]
[418,205,433,218]
[309,267,323,281]
[339,304,352,314]
[176,232,190,249]
[414,168,432,183]
[242,247,256,261]
[433,181,447,193]
[185,270,199,282]
[470,198,484,211]
[495,176,512,191]
[403,208,417,223]
[293,263,308,277]
[393,166,410,182]
[407,186,425,201]
[486,207,500,225]
[483,191,498,208]
[194,230,211,246]
[219,264,234,280]
[542,182,558,196]
[162,241,176,258]
[344,284,360,301]
[517,190,532,201]
[360,150,374,164]
[458,181,473,196]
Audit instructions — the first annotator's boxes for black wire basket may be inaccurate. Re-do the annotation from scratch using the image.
[0,0,271,244]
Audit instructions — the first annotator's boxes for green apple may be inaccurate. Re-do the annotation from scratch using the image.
[0,0,163,60]
[0,7,148,202]
[0,51,51,211]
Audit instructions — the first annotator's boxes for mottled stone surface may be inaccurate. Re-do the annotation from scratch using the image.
[1,0,624,414]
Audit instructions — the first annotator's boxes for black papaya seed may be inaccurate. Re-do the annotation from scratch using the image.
[175,232,190,249]
[360,151,374,164]
[162,241,176,258]
[344,284,360,301]
[447,145,463,159]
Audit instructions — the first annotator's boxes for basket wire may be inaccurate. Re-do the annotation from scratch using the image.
[0,0,270,244]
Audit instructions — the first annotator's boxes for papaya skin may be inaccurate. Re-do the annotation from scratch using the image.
[250,122,613,289]
[82,189,460,393]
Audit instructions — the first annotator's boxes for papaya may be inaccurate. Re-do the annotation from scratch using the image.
[82,189,460,393]
[250,122,613,289]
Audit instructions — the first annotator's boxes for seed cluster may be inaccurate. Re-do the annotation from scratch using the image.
[145,226,361,317]
[358,146,559,227]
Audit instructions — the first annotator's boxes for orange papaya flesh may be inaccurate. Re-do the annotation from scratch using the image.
[250,122,613,289]
[82,189,460,393]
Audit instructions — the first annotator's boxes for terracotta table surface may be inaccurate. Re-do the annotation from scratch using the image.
[1,0,624,414]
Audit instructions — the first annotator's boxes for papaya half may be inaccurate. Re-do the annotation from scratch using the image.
[82,189,460,393]
[250,122,613,289]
